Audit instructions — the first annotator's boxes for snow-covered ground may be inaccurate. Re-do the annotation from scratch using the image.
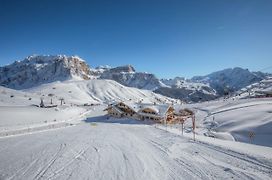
[0,105,106,138]
[176,98,272,147]
[0,115,271,180]
[0,106,85,132]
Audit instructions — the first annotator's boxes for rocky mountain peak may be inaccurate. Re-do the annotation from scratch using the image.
[108,65,136,73]
[0,55,91,89]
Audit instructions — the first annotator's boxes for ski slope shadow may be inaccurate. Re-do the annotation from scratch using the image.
[84,115,155,125]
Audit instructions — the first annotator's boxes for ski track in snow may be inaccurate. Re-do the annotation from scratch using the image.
[0,116,272,180]
[209,102,272,115]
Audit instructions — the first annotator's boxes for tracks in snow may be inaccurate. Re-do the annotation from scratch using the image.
[34,143,66,180]
[0,120,272,180]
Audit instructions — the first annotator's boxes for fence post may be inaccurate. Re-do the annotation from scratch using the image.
[181,122,184,136]
[192,115,196,141]
[164,116,167,131]
[249,131,255,144]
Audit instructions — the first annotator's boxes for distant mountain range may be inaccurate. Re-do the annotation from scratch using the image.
[191,67,268,96]
[0,55,270,102]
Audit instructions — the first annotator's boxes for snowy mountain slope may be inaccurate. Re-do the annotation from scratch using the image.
[154,87,218,103]
[192,67,269,95]
[0,55,91,89]
[0,86,41,106]
[0,76,175,107]
[24,79,174,105]
[161,77,214,93]
[161,77,216,94]
[159,77,217,102]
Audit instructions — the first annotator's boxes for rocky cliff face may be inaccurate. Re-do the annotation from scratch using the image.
[100,65,165,90]
[0,55,91,89]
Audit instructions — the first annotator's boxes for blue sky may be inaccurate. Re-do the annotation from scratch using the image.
[0,0,272,78]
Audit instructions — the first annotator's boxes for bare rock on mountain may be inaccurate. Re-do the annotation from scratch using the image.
[0,55,92,89]
[100,65,165,90]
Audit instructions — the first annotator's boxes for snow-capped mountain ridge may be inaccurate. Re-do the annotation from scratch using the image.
[1,55,270,102]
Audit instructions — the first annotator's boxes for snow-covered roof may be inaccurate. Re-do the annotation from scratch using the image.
[111,101,172,117]
[119,101,142,112]
[137,103,171,116]
[140,106,160,113]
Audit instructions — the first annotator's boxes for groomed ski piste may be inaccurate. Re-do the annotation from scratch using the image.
[0,80,272,180]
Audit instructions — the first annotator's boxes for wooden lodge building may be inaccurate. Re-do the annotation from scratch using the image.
[137,104,174,121]
[105,102,138,118]
[105,102,192,123]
